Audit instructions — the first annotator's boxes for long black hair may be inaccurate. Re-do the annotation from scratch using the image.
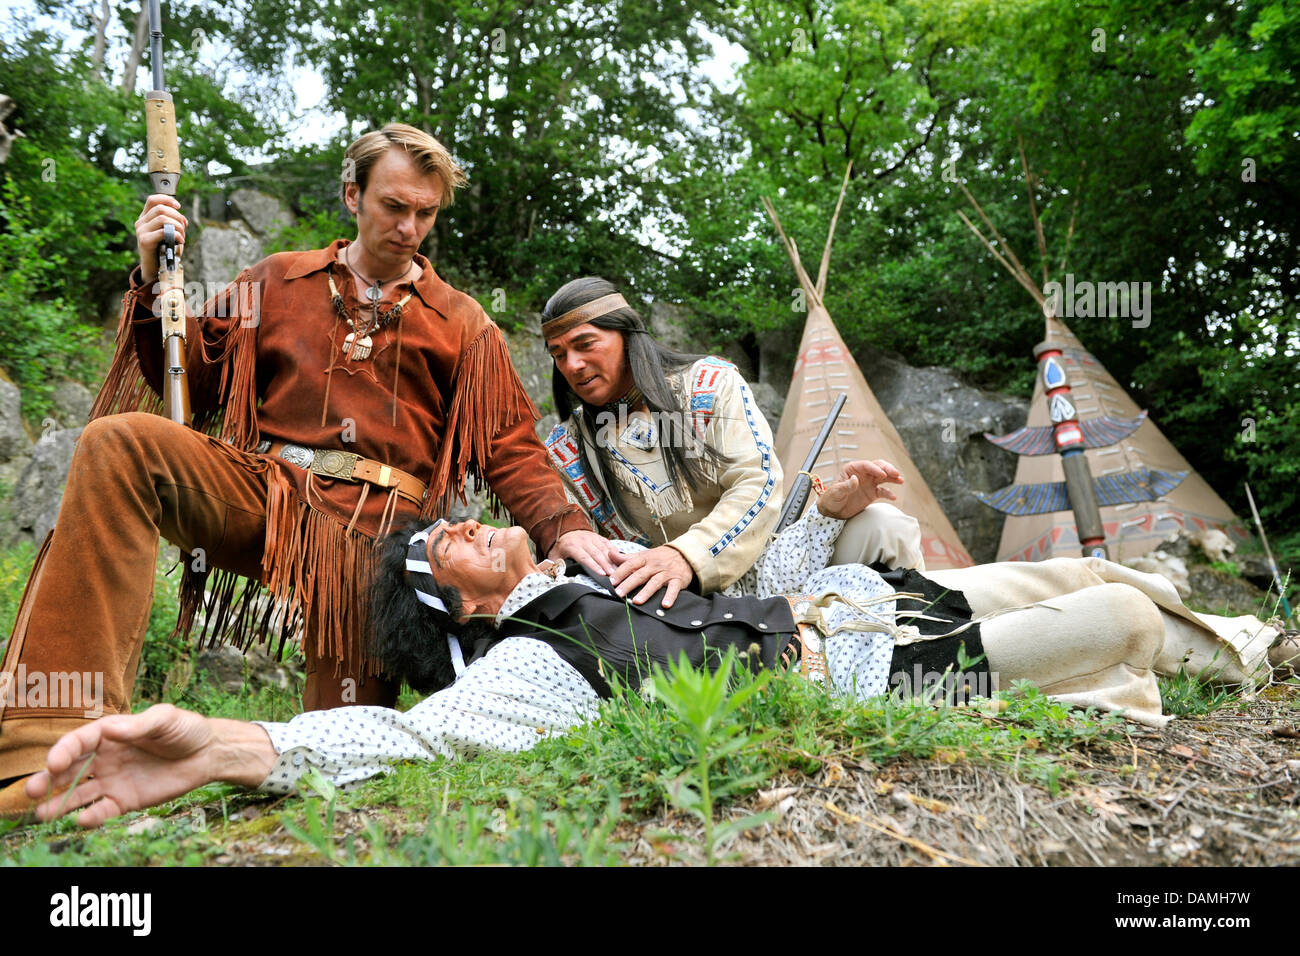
[369,519,494,693]
[543,277,732,529]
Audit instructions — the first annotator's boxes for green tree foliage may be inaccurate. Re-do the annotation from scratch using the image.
[982,0,1300,556]
[233,0,723,298]
[1,0,1294,560]
[665,1,1039,384]
[1,22,137,310]
[0,22,135,414]
[0,181,105,416]
[0,6,284,415]
[664,0,1298,559]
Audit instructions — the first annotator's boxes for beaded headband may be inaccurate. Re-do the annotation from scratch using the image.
[541,293,635,339]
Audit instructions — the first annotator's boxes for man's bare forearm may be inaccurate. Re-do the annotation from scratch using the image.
[207,719,278,789]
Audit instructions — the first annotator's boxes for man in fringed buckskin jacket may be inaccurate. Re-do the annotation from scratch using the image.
[0,123,611,816]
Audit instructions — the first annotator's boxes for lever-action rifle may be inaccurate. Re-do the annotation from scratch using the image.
[144,0,191,426]
[772,393,847,535]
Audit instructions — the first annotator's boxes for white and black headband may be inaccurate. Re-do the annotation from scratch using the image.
[406,519,466,677]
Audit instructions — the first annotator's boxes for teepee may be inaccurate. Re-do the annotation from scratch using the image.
[993,315,1248,562]
[959,148,1248,563]
[766,168,974,569]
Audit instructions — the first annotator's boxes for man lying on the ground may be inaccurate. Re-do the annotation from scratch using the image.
[23,463,1284,827]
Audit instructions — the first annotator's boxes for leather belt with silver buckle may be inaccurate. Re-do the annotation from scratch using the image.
[258,441,429,504]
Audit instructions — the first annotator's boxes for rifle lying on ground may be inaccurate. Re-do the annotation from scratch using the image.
[772,393,847,535]
[144,0,191,426]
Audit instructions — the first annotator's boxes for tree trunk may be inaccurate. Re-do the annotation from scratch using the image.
[90,0,110,81]
[121,7,149,95]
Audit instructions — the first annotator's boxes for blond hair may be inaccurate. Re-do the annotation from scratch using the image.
[341,123,468,207]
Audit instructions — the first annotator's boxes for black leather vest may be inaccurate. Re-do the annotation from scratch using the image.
[469,564,797,697]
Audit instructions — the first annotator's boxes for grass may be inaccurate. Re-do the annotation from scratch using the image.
[1,649,1147,866]
[0,539,37,662]
[0,538,1271,867]
[1158,667,1240,717]
[1208,559,1241,578]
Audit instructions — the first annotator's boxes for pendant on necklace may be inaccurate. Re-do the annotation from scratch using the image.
[365,284,383,303]
[343,331,373,361]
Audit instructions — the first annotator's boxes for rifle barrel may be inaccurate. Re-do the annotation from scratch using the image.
[148,0,164,93]
[774,393,847,533]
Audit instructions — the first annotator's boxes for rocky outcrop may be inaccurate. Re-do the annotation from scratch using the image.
[182,189,297,291]
[1136,530,1278,619]
[1186,565,1275,618]
[862,351,1028,564]
[502,318,560,439]
[228,188,294,239]
[0,93,21,165]
[183,217,264,291]
[193,644,298,695]
[8,426,82,542]
[50,381,94,429]
[0,378,33,518]
[0,378,30,463]
[1125,550,1193,599]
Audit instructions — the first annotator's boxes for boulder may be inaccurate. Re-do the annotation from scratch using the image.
[1237,552,1289,594]
[748,380,786,434]
[860,349,1028,565]
[0,93,21,166]
[753,324,804,431]
[1192,527,1236,565]
[649,301,759,380]
[1125,550,1193,599]
[0,378,31,463]
[194,644,297,694]
[502,317,559,438]
[1186,565,1272,619]
[8,426,82,542]
[647,300,699,360]
[1132,530,1280,618]
[183,219,263,290]
[228,188,294,238]
[50,381,94,429]
[0,453,30,498]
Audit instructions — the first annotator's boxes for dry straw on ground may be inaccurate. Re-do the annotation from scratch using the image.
[622,689,1300,867]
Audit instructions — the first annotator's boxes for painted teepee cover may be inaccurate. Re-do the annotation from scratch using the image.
[764,171,974,570]
[996,315,1248,562]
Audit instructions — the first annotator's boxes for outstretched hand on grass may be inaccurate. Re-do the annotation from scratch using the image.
[27,703,277,828]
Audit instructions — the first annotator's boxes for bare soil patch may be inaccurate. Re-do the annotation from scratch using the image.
[621,688,1300,866]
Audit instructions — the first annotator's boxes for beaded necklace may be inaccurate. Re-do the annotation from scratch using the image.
[329,246,414,361]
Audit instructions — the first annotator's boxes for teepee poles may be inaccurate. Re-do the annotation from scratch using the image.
[963,148,1112,558]
[766,168,975,568]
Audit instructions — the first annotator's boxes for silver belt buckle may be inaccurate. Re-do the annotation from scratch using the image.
[310,448,361,481]
[278,443,314,469]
